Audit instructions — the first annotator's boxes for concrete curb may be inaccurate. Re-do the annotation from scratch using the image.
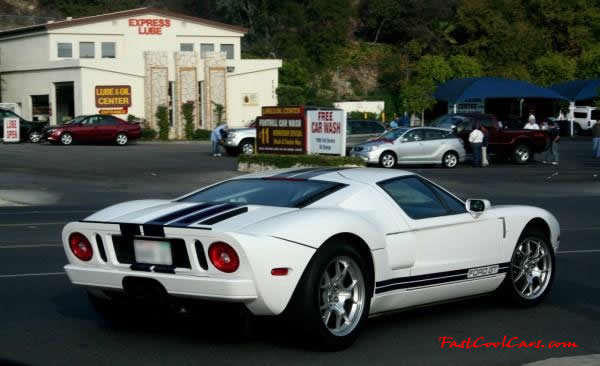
[0,190,59,206]
[135,140,210,145]
[522,354,600,366]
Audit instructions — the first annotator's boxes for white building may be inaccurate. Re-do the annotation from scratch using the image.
[0,7,282,136]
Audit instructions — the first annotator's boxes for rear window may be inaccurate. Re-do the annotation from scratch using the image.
[179,178,346,208]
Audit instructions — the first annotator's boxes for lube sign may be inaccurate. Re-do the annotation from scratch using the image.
[307,110,347,155]
[128,18,171,35]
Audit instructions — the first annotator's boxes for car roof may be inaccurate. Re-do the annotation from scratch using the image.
[237,167,413,185]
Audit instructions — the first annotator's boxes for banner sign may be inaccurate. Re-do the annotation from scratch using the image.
[306,110,347,155]
[95,86,132,108]
[257,117,305,154]
[128,18,171,35]
[262,106,302,116]
[3,118,20,143]
[99,108,128,115]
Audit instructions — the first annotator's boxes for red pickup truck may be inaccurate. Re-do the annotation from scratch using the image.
[431,113,549,164]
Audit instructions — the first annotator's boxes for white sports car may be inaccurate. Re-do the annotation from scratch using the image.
[62,167,559,349]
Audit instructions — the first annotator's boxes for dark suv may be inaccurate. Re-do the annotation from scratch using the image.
[0,108,48,142]
[430,113,549,164]
[346,119,387,153]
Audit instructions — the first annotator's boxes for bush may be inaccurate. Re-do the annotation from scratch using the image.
[192,129,211,140]
[239,154,366,169]
[155,105,169,141]
[182,101,195,139]
[141,128,157,140]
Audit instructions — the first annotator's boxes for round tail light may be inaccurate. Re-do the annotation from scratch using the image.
[69,233,93,261]
[208,242,239,273]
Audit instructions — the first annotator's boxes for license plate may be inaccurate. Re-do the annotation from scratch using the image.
[133,240,173,266]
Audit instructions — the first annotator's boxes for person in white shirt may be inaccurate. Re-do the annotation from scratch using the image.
[210,122,228,157]
[528,111,536,123]
[557,110,566,120]
[469,122,484,167]
[523,120,540,130]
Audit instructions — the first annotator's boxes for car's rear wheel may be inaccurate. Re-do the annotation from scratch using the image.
[512,144,530,164]
[286,241,371,350]
[379,151,396,168]
[239,139,255,155]
[442,151,459,168]
[574,123,582,136]
[500,228,555,306]
[28,131,42,143]
[60,133,73,145]
[115,133,128,146]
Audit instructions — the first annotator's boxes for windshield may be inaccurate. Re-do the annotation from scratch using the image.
[430,115,468,128]
[180,178,345,208]
[381,128,409,140]
[63,116,87,125]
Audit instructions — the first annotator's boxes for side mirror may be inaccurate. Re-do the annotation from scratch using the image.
[466,199,491,214]
[400,137,408,143]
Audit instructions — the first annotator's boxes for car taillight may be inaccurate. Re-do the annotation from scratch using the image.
[208,242,239,273]
[69,233,93,261]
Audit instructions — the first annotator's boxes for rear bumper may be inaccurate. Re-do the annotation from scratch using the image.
[65,264,257,301]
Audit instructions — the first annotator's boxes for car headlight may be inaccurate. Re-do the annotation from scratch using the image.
[47,128,56,134]
[367,145,380,152]
[227,133,236,139]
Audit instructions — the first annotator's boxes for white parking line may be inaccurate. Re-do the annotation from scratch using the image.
[0,272,65,278]
[557,249,600,254]
[0,222,65,227]
[0,244,62,249]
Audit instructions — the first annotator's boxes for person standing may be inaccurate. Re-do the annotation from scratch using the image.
[390,117,399,129]
[543,121,560,165]
[481,125,489,167]
[469,122,484,167]
[592,122,600,158]
[211,122,227,157]
[524,117,540,130]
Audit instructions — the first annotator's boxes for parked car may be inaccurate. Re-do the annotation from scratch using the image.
[572,106,600,135]
[43,114,142,145]
[223,120,256,155]
[351,127,466,168]
[346,119,387,153]
[430,113,549,164]
[0,108,48,142]
[62,167,559,350]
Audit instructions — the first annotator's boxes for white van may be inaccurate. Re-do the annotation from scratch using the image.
[573,106,600,135]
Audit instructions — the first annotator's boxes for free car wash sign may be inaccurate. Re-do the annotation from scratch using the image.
[257,107,306,153]
[2,117,19,143]
[306,110,347,155]
[95,86,132,108]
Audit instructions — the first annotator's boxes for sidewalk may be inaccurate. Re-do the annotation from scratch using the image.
[135,140,211,145]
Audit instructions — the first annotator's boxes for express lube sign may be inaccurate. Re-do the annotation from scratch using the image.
[307,110,346,155]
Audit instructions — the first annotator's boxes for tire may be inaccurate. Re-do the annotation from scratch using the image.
[60,132,73,145]
[286,240,372,351]
[574,123,582,136]
[28,131,42,143]
[115,133,128,146]
[379,151,396,169]
[500,228,555,307]
[512,144,530,164]
[239,139,255,155]
[442,151,459,168]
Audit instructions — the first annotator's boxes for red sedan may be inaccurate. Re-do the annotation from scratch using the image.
[44,115,142,145]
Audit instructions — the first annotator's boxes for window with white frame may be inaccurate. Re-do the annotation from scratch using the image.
[220,44,234,59]
[200,43,214,58]
[101,42,116,58]
[180,43,194,52]
[79,42,95,58]
[57,43,72,58]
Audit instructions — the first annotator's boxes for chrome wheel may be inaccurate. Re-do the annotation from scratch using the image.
[29,131,42,143]
[380,153,395,168]
[514,145,530,163]
[60,133,72,145]
[241,142,254,154]
[116,133,128,145]
[511,238,552,300]
[319,256,366,337]
[444,152,458,168]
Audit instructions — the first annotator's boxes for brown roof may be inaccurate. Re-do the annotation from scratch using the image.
[0,7,248,37]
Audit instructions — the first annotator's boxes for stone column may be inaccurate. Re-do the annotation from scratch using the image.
[175,51,199,139]
[144,51,169,133]
[203,51,227,131]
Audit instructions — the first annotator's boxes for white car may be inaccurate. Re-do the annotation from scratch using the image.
[63,168,559,350]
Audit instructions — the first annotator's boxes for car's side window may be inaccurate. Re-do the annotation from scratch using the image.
[378,177,449,219]
[372,123,385,134]
[423,129,443,140]
[359,121,375,134]
[480,117,495,128]
[426,182,467,214]
[99,116,118,126]
[347,120,356,135]
[457,118,473,132]
[404,129,424,142]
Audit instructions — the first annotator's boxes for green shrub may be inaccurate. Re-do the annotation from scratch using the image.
[127,114,141,122]
[239,154,366,169]
[182,101,195,139]
[141,128,157,140]
[155,105,169,141]
[192,129,211,140]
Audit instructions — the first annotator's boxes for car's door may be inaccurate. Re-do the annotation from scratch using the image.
[455,117,474,152]
[420,129,447,162]
[346,120,362,148]
[395,128,425,162]
[73,116,100,141]
[96,115,120,141]
[377,176,504,299]
[479,115,500,153]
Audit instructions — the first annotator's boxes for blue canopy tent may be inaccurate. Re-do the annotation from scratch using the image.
[551,79,600,135]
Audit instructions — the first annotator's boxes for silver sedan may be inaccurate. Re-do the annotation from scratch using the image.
[350,127,466,168]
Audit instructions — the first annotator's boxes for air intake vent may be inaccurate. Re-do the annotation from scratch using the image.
[195,240,208,270]
[96,234,107,262]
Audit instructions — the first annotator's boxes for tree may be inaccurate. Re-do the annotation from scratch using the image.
[155,105,169,141]
[416,55,453,84]
[448,55,482,78]
[531,53,576,86]
[181,101,195,139]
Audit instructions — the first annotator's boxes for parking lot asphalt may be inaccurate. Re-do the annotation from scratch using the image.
[0,139,599,366]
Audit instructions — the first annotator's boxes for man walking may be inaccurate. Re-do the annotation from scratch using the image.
[211,122,227,157]
[593,122,600,158]
[543,121,560,165]
[469,122,484,167]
